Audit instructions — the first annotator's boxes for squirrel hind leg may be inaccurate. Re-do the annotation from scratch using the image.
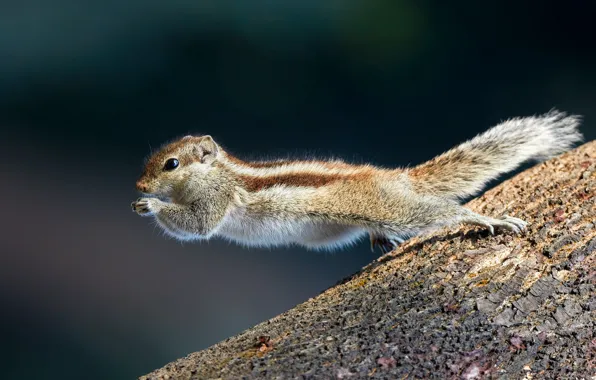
[369,234,406,254]
[461,213,528,235]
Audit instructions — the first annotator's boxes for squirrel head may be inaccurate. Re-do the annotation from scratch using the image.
[136,135,220,197]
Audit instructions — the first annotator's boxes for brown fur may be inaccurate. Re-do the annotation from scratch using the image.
[223,155,296,168]
[238,171,373,192]
[221,151,376,192]
[223,152,357,170]
[139,138,200,177]
[137,136,211,191]
[408,150,492,196]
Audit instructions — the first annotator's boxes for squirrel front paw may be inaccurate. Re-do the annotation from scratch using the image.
[131,198,160,216]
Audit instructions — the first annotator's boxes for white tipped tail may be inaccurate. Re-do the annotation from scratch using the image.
[409,110,583,199]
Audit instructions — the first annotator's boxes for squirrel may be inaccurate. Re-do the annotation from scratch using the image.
[132,110,582,253]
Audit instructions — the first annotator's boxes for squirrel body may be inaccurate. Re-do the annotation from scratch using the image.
[132,110,582,252]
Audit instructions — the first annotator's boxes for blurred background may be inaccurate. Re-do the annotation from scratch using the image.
[1,1,595,378]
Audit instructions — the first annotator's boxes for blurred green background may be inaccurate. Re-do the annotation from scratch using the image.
[1,1,594,378]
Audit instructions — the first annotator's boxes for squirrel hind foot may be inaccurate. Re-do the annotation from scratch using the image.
[463,214,528,235]
[370,234,405,254]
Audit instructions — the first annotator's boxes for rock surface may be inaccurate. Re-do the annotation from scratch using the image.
[142,141,596,380]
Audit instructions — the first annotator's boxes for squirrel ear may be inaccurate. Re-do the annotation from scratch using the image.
[193,135,219,164]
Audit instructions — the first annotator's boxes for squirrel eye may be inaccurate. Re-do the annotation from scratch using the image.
[163,158,179,171]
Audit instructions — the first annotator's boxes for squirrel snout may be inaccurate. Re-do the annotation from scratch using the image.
[136,181,149,193]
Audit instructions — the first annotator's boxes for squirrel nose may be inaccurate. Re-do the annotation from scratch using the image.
[136,181,149,193]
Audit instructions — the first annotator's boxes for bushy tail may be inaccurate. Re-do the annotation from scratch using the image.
[408,110,583,200]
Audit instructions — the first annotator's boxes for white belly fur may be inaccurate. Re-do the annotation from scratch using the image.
[217,209,366,250]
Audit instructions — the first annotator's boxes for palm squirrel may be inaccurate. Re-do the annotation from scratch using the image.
[132,110,582,253]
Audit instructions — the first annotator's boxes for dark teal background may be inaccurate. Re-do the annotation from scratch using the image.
[1,1,595,378]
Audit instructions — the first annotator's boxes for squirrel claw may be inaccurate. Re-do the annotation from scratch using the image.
[131,198,155,216]
[467,214,528,236]
[496,215,528,234]
[369,234,404,254]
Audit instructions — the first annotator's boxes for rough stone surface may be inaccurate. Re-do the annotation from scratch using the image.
[142,142,596,380]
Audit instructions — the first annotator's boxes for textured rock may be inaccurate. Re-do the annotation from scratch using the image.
[142,141,596,380]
